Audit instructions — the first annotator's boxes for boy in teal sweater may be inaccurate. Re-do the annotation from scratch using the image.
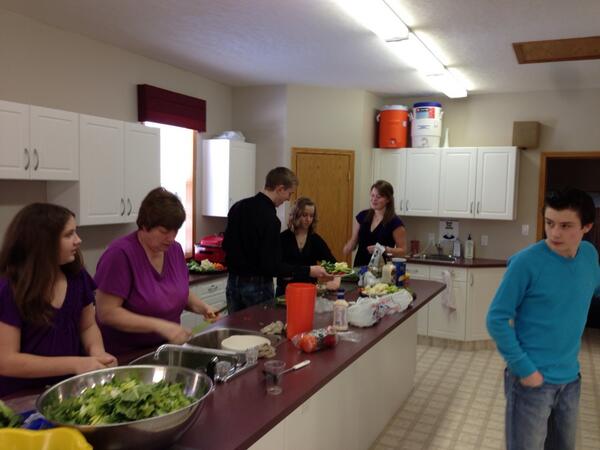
[487,187,600,450]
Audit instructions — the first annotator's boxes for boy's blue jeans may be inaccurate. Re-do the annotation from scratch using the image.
[504,369,581,450]
[226,274,274,313]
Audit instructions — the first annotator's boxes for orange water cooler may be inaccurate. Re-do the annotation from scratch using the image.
[377,105,408,148]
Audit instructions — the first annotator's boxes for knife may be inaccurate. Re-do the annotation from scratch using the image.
[280,359,311,375]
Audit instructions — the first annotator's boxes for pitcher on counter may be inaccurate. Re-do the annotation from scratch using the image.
[487,187,600,450]
[223,167,330,313]
[94,188,218,357]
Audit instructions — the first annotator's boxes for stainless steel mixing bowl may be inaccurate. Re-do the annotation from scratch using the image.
[36,365,213,450]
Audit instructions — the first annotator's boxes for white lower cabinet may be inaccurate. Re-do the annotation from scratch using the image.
[250,316,417,450]
[407,263,504,341]
[183,277,227,329]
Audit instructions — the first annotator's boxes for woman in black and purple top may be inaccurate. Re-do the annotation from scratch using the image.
[0,203,116,398]
[343,180,407,267]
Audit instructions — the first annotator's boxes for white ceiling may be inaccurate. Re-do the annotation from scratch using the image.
[2,0,600,97]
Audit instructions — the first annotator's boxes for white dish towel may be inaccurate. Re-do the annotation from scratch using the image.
[441,270,456,311]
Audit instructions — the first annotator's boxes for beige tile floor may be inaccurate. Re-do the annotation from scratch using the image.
[372,329,600,450]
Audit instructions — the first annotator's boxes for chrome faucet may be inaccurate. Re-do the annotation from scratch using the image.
[435,242,444,255]
[152,344,256,383]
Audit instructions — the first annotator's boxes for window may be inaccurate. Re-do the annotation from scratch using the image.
[145,122,195,256]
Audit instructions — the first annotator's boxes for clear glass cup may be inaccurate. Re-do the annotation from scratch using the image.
[264,360,286,395]
[245,345,259,366]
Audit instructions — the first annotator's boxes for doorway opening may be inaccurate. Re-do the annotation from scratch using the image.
[538,151,600,328]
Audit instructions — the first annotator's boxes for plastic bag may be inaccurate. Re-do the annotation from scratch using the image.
[213,130,246,141]
[291,327,339,353]
[348,297,380,327]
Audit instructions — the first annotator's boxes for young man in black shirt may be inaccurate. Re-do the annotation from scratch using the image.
[223,167,330,312]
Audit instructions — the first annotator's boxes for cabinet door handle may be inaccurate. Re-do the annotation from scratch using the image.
[127,198,133,215]
[470,273,474,286]
[406,200,409,211]
[399,199,403,211]
[23,148,30,170]
[476,201,481,214]
[470,201,473,213]
[33,148,39,170]
[120,198,125,215]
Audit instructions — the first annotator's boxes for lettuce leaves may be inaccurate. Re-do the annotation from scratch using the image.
[46,378,194,425]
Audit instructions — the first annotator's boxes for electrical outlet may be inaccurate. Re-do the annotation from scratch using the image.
[521,224,529,236]
[481,235,488,246]
[428,233,435,244]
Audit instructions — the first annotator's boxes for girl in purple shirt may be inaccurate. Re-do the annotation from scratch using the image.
[95,188,217,356]
[0,204,116,398]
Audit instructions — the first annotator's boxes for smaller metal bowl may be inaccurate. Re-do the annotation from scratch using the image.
[36,365,213,450]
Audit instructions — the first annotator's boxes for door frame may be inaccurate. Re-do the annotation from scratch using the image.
[537,151,600,240]
[291,147,355,262]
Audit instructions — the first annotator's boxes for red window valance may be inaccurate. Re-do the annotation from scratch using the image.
[137,84,206,132]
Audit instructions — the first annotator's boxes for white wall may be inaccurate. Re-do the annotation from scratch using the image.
[0,10,233,272]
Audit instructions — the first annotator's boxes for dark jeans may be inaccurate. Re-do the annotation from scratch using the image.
[504,368,581,450]
[226,274,274,313]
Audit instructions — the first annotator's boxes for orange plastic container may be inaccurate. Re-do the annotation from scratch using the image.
[378,105,408,148]
[285,283,316,339]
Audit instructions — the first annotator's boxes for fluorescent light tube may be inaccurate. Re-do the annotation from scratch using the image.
[386,33,445,74]
[334,0,408,41]
[425,71,468,98]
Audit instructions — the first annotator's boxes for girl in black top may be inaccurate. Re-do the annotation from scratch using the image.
[343,180,407,267]
[276,198,339,296]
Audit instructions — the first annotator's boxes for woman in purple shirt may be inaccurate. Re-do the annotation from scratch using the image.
[0,203,116,398]
[95,188,217,357]
[343,180,407,267]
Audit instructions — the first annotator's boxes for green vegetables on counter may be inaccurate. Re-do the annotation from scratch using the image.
[46,378,193,425]
[319,260,353,275]
[0,400,22,428]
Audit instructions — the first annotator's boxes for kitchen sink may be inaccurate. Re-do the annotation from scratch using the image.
[421,254,457,262]
[129,346,239,381]
[186,327,283,349]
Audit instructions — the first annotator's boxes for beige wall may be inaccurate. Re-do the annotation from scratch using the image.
[232,85,288,191]
[386,89,600,258]
[286,85,378,216]
[0,10,233,272]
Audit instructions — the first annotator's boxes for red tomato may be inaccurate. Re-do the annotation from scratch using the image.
[300,334,318,353]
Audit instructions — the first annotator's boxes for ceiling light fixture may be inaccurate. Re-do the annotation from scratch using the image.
[336,0,409,42]
[334,0,468,98]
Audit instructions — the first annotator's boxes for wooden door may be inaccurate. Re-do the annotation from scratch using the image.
[292,148,354,263]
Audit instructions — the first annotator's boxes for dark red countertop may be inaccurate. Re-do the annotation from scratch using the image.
[406,257,506,268]
[172,279,445,450]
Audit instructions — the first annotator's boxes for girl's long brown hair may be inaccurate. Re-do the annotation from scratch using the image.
[288,197,318,234]
[363,180,397,226]
[0,203,83,325]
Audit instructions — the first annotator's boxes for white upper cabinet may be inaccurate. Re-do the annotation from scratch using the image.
[438,147,477,218]
[372,148,406,213]
[404,147,440,217]
[78,115,125,225]
[475,146,518,220]
[124,123,161,221]
[48,116,160,226]
[0,100,78,180]
[202,139,256,217]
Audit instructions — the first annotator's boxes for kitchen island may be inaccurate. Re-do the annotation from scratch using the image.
[171,279,445,450]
